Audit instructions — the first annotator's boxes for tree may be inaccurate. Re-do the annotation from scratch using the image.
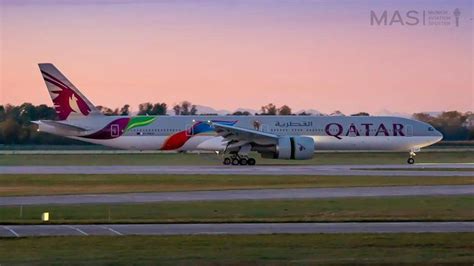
[278,105,292,115]
[351,112,370,116]
[231,111,251,116]
[4,104,19,120]
[298,111,311,116]
[413,112,434,124]
[172,105,180,116]
[138,102,153,115]
[413,111,469,140]
[119,104,130,116]
[260,103,277,115]
[96,106,118,115]
[435,111,469,140]
[18,103,38,124]
[173,101,197,115]
[0,118,21,144]
[137,102,167,115]
[438,111,467,127]
[151,103,167,115]
[0,105,6,122]
[36,104,56,120]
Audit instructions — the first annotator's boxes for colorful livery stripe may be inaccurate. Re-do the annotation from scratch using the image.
[161,120,236,150]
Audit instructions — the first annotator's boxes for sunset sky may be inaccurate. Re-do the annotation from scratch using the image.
[0,0,472,114]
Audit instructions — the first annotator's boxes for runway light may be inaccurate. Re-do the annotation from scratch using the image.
[41,212,50,222]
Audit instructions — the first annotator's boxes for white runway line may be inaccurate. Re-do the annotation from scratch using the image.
[63,225,88,236]
[99,225,123,236]
[3,226,20,237]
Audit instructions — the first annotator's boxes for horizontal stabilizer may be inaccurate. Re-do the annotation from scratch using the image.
[35,120,88,133]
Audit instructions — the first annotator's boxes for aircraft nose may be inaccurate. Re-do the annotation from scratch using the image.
[435,130,443,142]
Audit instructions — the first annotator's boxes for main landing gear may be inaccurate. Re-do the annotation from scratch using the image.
[223,154,256,166]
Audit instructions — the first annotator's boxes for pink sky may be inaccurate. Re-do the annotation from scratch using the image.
[0,0,472,114]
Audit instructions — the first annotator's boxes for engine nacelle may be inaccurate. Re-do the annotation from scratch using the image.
[261,136,315,160]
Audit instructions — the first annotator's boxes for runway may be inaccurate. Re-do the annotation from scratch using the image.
[1,163,473,176]
[1,185,473,206]
[1,222,472,237]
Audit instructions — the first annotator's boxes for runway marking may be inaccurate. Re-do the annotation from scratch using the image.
[192,232,228,235]
[63,225,88,236]
[99,225,123,236]
[3,226,20,237]
[1,222,472,237]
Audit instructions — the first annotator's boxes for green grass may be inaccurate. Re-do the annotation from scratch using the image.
[1,151,473,165]
[1,174,473,196]
[1,196,472,224]
[0,233,472,264]
[356,167,474,172]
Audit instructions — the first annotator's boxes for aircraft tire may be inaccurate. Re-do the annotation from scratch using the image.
[223,157,231,165]
[231,158,240,165]
[407,158,415,164]
[247,158,256,165]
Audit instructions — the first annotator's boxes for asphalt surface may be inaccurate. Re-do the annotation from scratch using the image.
[1,163,473,176]
[1,222,472,237]
[1,185,473,206]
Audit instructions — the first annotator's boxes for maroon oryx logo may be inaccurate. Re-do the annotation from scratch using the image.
[42,71,91,120]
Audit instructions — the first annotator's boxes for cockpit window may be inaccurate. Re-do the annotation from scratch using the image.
[428,127,434,131]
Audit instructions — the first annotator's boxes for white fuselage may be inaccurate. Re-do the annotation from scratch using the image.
[40,115,444,153]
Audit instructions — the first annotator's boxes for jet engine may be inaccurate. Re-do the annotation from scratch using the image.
[260,136,315,160]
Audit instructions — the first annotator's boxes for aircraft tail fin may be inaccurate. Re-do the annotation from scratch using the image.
[38,63,102,120]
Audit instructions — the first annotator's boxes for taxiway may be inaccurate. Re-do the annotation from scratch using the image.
[1,163,473,176]
[1,222,472,237]
[1,185,473,206]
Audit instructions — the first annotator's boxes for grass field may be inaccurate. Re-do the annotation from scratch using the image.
[1,233,473,264]
[1,196,472,224]
[1,174,473,196]
[1,151,473,165]
[357,168,474,171]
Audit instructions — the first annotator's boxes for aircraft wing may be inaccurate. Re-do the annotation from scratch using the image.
[211,122,279,148]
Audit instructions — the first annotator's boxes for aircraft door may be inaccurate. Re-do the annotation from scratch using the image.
[185,123,194,136]
[111,124,120,137]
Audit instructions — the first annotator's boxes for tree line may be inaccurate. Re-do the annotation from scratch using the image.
[0,102,472,145]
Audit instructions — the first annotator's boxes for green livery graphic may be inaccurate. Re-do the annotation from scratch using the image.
[126,116,157,131]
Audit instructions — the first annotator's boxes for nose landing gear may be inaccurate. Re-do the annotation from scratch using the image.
[407,151,416,164]
[223,154,256,166]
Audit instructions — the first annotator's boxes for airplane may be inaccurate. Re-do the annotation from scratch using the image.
[34,63,443,165]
